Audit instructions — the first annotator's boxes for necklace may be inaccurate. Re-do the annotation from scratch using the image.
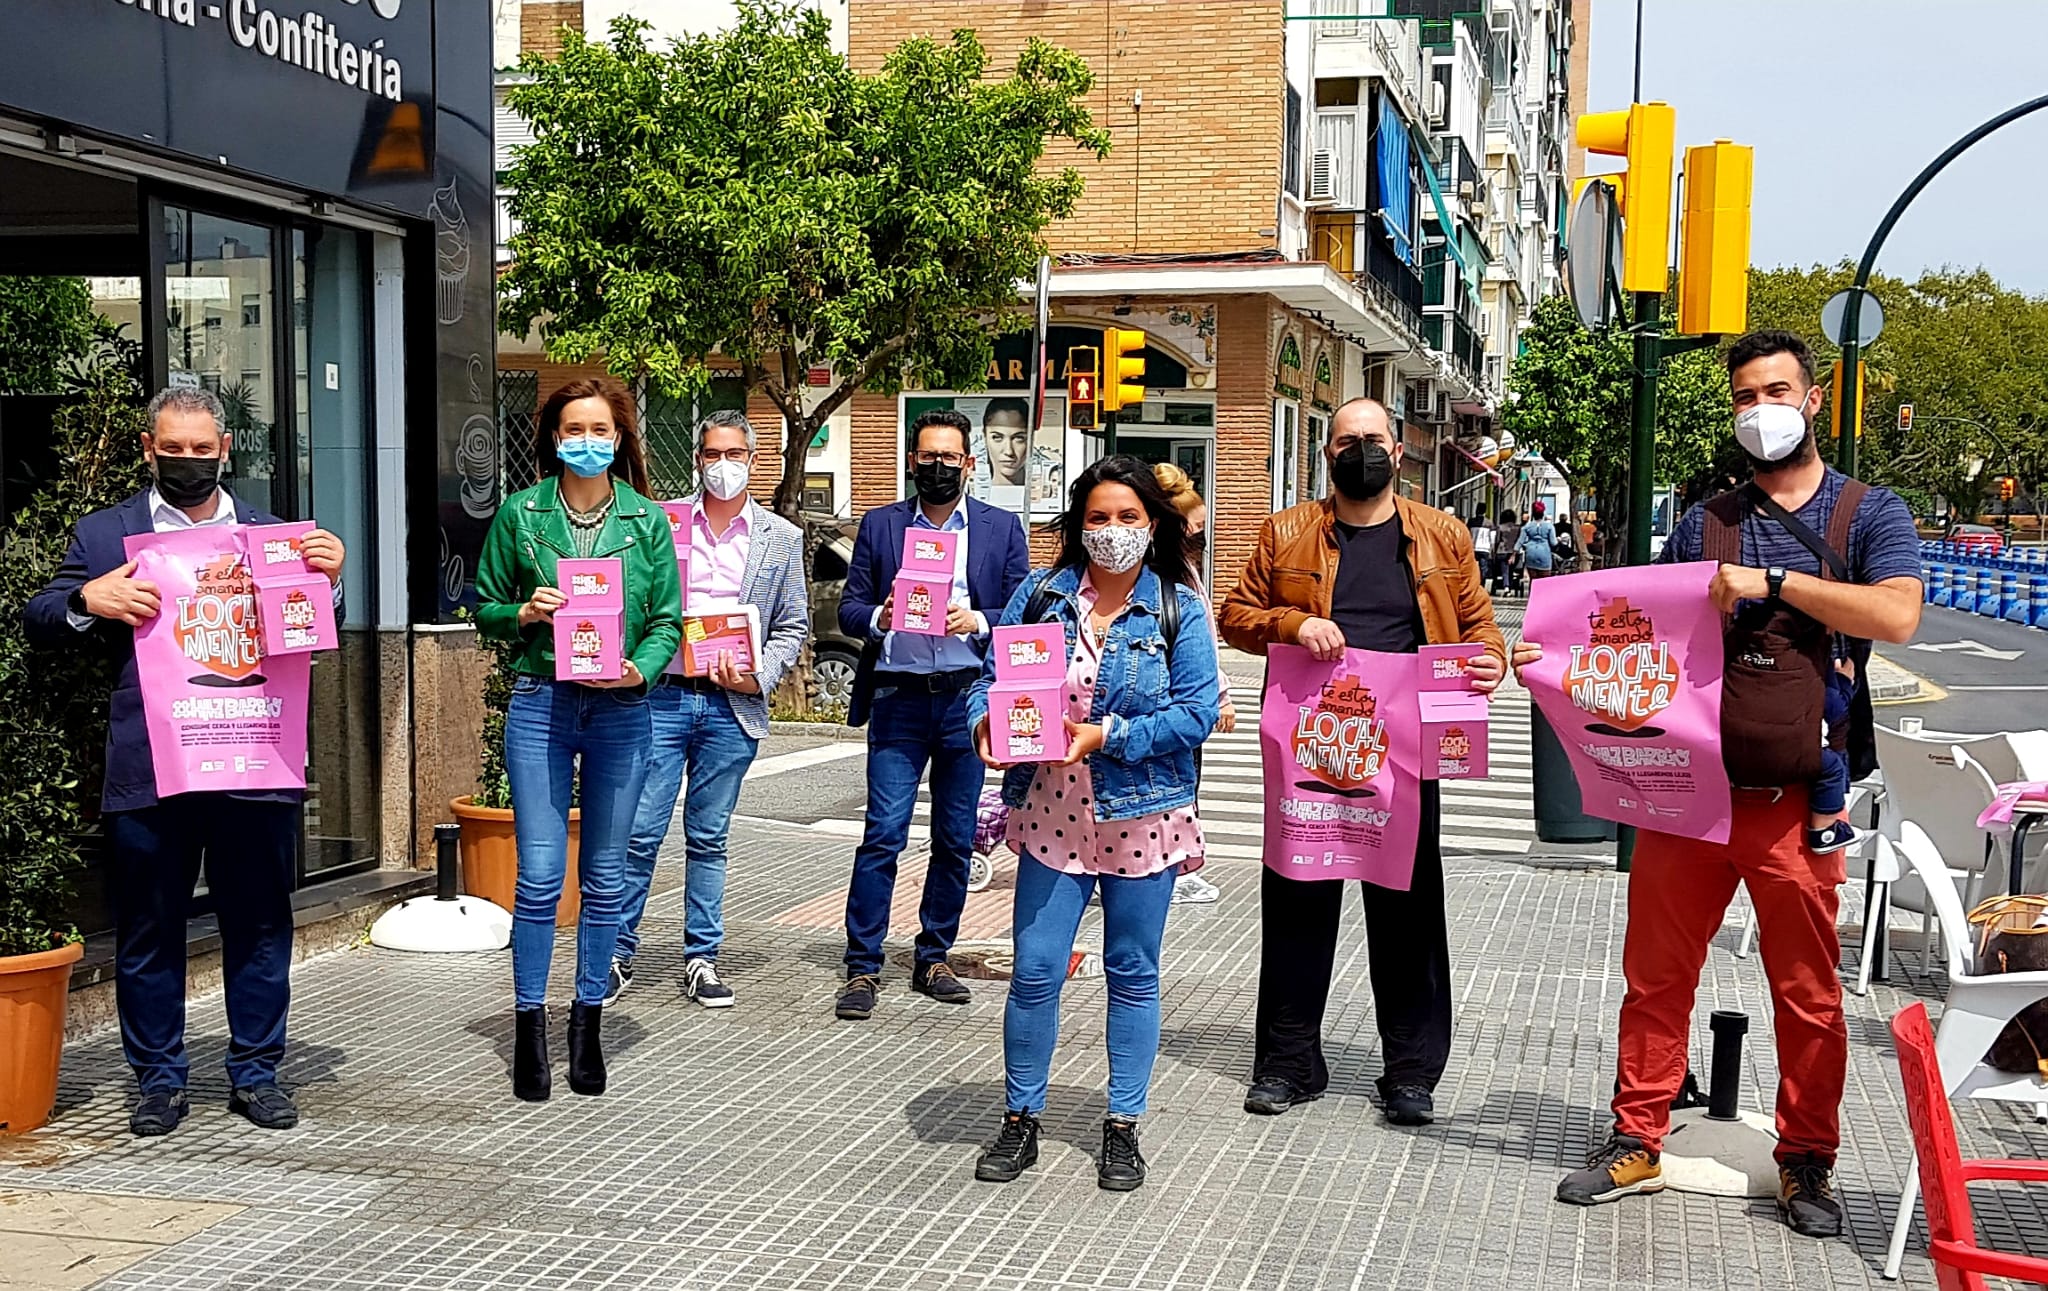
[565,493,614,528]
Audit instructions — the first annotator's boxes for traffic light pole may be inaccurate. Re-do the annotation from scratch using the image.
[1103,408,1118,456]
[1613,288,1664,872]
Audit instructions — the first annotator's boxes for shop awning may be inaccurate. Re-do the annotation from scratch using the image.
[1042,260,1424,352]
[1449,442,1504,482]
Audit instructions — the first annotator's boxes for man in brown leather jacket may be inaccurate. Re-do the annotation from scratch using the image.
[1221,396,1506,1128]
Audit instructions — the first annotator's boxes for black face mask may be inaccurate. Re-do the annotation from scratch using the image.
[1188,530,1208,557]
[913,460,964,506]
[151,453,224,509]
[1330,442,1393,502]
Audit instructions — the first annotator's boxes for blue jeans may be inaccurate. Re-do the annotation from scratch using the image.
[617,682,761,962]
[504,677,653,1009]
[1005,852,1176,1118]
[843,682,983,976]
[1812,671,1855,817]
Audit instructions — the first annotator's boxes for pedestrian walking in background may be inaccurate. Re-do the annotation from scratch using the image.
[1152,461,1232,905]
[1220,397,1505,1129]
[26,387,347,1137]
[1468,512,1498,587]
[967,455,1221,1192]
[608,410,810,1011]
[1520,330,1923,1237]
[835,410,1031,1020]
[1517,501,1557,580]
[475,376,683,1103]
[1494,507,1523,596]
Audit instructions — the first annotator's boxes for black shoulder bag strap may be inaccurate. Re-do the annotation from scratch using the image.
[1023,572,1181,655]
[1738,481,1852,580]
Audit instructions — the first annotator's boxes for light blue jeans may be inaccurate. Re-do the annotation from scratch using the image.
[504,677,652,1008]
[1004,851,1176,1119]
[616,682,760,962]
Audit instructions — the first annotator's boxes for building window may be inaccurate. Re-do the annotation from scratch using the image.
[1283,85,1305,197]
[242,294,261,327]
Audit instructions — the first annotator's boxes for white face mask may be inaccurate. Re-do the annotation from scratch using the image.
[703,459,750,501]
[1734,402,1809,463]
[1082,523,1152,575]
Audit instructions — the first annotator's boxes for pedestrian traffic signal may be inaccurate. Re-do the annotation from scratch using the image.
[1099,328,1146,413]
[1066,349,1100,431]
[1898,403,1914,433]
[1576,102,1676,294]
[1676,141,1752,336]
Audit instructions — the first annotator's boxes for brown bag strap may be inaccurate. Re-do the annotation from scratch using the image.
[1824,479,1869,579]
[1702,489,1744,567]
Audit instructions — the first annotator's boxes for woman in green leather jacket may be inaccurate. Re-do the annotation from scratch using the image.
[475,375,682,1103]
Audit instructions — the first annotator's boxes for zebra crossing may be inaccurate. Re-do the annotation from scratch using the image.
[908,684,1540,860]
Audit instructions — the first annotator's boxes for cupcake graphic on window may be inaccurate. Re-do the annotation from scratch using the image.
[429,179,469,325]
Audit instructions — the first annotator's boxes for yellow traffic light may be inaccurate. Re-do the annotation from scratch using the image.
[1572,172,1624,215]
[1576,102,1676,293]
[1100,328,1146,413]
[1830,360,1865,444]
[1676,140,1753,336]
[2000,476,2018,502]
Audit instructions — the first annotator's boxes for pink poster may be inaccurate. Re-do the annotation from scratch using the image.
[124,527,312,798]
[1259,643,1424,890]
[1521,563,1731,844]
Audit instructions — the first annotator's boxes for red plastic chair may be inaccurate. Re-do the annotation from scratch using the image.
[1891,1002,2048,1289]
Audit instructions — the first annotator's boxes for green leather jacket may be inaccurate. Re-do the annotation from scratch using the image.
[475,476,684,686]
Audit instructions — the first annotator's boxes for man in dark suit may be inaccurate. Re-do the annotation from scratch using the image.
[835,409,1030,1019]
[25,386,345,1137]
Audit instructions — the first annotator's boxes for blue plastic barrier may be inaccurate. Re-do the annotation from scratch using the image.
[1955,569,1981,616]
[2002,573,2027,623]
[2032,575,2048,629]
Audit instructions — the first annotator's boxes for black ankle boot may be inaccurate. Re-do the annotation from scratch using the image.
[567,1001,606,1096]
[513,1006,550,1102]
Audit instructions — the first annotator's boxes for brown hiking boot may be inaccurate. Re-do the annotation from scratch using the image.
[1556,1132,1665,1205]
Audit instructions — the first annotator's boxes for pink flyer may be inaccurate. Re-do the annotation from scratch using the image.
[124,527,311,798]
[1521,563,1732,844]
[1259,643,1424,890]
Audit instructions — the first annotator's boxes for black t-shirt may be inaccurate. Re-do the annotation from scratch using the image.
[1329,514,1422,653]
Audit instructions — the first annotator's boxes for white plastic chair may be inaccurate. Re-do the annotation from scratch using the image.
[1880,822,2048,1279]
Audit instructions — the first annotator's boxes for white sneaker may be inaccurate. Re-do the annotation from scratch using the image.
[1172,873,1221,905]
[684,958,736,1008]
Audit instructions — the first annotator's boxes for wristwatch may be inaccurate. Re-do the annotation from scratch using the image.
[67,589,88,618]
[1765,566,1788,600]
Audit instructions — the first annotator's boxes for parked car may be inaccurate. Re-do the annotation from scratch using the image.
[1948,523,2004,556]
[802,518,863,714]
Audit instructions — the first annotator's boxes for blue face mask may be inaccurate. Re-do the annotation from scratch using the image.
[557,435,616,479]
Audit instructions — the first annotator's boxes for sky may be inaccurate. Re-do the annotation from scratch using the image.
[1586,0,2048,293]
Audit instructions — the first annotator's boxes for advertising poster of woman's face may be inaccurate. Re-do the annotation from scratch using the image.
[904,396,1065,518]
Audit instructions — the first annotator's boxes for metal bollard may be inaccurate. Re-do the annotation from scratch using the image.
[1707,1010,1749,1122]
[1531,705,1615,846]
[434,821,462,902]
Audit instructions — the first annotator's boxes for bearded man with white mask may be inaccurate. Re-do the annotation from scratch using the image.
[1517,330,1923,1238]
[610,409,811,1009]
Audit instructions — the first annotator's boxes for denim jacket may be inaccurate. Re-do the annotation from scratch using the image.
[967,564,1221,822]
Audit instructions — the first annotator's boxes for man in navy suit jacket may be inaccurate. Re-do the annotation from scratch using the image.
[24,387,345,1139]
[834,410,1029,1019]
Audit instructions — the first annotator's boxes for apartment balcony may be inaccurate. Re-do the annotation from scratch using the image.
[1310,208,1428,343]
[1309,2,1428,128]
[1423,310,1486,387]
[1435,136,1486,211]
[1484,94,1529,163]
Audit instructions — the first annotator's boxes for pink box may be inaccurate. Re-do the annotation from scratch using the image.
[901,528,960,575]
[891,573,948,636]
[555,613,623,681]
[989,681,1069,763]
[659,500,694,555]
[246,522,337,656]
[1416,643,1489,779]
[554,557,626,681]
[992,623,1065,681]
[679,605,761,677]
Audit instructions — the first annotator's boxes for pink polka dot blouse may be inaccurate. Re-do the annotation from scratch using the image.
[1005,579,1206,879]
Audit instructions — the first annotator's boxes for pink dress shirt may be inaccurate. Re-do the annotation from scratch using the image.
[688,501,752,605]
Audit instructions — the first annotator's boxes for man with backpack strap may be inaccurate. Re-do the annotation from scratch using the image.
[1514,330,1924,1238]
[1220,397,1506,1130]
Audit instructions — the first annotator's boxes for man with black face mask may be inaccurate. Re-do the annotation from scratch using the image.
[835,409,1030,1020]
[26,386,345,1138]
[1220,397,1505,1128]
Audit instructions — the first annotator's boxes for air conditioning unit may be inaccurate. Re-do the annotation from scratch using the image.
[1426,81,1448,129]
[1308,150,1337,203]
[1478,311,1493,337]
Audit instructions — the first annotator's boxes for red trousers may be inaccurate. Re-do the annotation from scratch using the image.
[1612,789,1848,1164]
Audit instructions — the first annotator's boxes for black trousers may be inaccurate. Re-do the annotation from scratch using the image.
[108,795,298,1093]
[1253,783,1452,1097]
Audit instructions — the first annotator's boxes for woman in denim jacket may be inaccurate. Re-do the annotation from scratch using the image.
[965,455,1221,1192]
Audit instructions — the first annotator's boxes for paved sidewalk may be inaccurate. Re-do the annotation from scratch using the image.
[5,816,2046,1288]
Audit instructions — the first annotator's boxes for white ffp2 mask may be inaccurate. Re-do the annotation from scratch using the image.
[1734,402,1808,463]
[703,460,750,501]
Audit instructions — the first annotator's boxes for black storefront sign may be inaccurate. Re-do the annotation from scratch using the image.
[986,325,1190,391]
[4,0,498,622]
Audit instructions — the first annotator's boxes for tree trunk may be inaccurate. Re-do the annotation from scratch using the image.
[773,413,823,523]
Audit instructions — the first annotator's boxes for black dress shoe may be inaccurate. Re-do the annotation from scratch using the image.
[836,974,879,1020]
[1244,1076,1323,1116]
[566,1001,606,1096]
[228,1084,299,1130]
[1383,1083,1435,1126]
[912,961,972,1004]
[130,1089,190,1137]
[1098,1118,1148,1192]
[514,1005,551,1102]
[974,1111,1041,1183]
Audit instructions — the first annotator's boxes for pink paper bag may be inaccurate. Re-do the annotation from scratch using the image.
[124,526,311,797]
[1259,643,1423,890]
[245,521,336,656]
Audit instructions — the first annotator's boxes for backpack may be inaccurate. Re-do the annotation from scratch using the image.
[1703,479,1871,787]
[1021,570,1181,654]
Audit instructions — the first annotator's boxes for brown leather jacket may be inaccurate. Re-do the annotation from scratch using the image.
[1220,495,1507,663]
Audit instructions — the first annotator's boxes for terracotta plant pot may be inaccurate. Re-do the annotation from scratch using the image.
[0,940,85,1135]
[450,797,582,926]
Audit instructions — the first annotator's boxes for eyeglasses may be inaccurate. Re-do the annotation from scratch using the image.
[699,447,752,463]
[914,451,967,468]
